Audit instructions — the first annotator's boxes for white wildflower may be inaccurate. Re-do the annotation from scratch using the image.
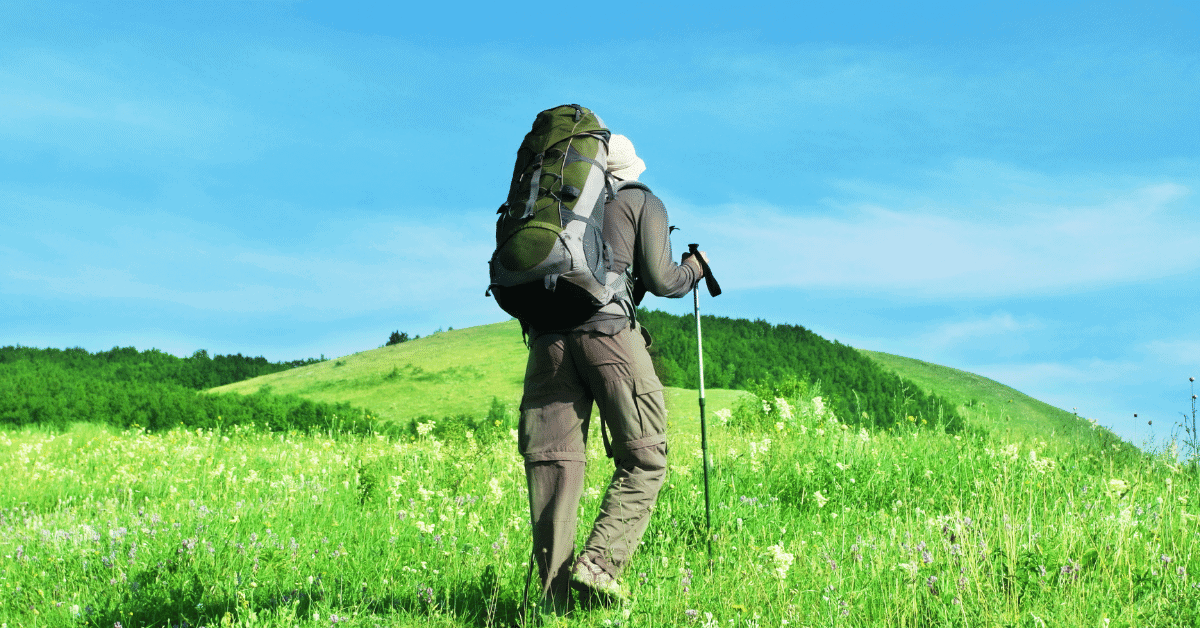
[813,491,828,508]
[416,421,436,437]
[1028,450,1056,474]
[467,512,484,535]
[767,544,795,580]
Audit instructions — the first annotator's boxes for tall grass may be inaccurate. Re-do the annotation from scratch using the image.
[2,392,1197,627]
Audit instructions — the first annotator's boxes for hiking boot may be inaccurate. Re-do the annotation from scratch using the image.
[570,555,626,603]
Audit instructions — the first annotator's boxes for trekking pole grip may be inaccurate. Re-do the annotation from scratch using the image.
[688,243,722,297]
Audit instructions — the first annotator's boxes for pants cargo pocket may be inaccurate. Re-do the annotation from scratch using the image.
[602,376,667,464]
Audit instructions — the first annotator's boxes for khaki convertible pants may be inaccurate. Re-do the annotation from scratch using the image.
[518,325,668,609]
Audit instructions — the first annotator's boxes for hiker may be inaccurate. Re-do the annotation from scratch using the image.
[517,133,708,611]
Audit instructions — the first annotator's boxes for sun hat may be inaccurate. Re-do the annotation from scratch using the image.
[607,134,646,181]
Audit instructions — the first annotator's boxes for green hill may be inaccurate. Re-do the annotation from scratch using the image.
[859,349,1108,448]
[209,315,1112,450]
[208,319,748,431]
[211,320,527,422]
[638,309,965,432]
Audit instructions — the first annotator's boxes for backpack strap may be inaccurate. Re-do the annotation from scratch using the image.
[520,153,545,219]
[606,180,655,327]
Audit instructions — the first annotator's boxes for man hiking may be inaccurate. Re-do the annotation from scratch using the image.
[516,133,709,613]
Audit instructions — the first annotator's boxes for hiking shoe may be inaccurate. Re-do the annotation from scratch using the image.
[570,555,627,603]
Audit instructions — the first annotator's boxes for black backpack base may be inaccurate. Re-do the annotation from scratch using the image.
[492,280,604,332]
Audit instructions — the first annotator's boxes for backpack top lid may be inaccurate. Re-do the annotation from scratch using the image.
[501,104,610,223]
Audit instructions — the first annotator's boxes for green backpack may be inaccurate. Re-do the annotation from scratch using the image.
[488,104,634,330]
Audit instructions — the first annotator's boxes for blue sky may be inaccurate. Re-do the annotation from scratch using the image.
[3,0,1198,448]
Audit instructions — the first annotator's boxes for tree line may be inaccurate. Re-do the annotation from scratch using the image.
[0,345,324,390]
[0,345,372,433]
[637,309,965,432]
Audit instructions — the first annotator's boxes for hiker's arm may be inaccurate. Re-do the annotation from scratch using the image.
[681,250,707,277]
[636,192,701,298]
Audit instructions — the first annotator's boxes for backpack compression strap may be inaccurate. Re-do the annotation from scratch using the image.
[520,131,611,220]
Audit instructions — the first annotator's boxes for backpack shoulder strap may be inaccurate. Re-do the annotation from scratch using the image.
[603,180,656,327]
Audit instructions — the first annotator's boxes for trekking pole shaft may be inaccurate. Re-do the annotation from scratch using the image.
[695,286,714,564]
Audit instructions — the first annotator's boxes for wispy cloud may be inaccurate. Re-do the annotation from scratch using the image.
[922,313,1042,349]
[2,189,494,317]
[669,167,1199,299]
[0,47,252,165]
[1143,340,1200,369]
[978,359,1137,390]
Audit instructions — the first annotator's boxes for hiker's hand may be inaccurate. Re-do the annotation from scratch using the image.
[682,250,709,277]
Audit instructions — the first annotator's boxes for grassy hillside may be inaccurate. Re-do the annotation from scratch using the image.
[210,320,749,433]
[210,319,1116,450]
[211,320,527,421]
[639,309,965,432]
[859,349,1109,448]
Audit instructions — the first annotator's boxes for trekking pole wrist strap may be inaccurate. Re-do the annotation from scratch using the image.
[688,243,722,297]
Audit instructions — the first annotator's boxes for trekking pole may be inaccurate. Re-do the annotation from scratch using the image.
[687,243,721,567]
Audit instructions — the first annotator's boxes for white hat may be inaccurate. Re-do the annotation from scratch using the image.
[607,134,646,181]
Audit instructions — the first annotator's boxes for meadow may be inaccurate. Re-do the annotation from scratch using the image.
[3,384,1197,627]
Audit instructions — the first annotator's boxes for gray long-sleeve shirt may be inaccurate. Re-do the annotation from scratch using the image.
[566,185,701,336]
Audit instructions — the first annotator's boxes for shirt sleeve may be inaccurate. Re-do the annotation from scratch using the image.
[634,189,700,298]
